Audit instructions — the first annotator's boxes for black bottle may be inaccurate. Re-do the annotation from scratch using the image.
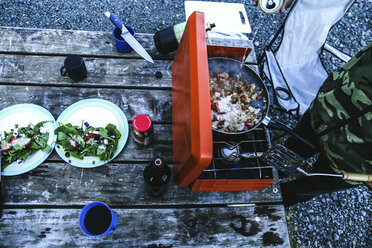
[153,22,216,54]
[143,155,171,198]
[153,22,186,54]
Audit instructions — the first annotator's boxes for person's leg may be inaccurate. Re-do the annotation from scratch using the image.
[284,110,320,158]
[280,154,356,207]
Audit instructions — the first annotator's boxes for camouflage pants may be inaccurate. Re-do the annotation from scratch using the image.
[280,111,355,206]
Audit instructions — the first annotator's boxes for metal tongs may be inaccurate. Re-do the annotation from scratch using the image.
[262,144,372,182]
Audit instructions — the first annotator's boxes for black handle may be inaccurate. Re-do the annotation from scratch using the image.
[267,119,317,149]
[274,87,292,101]
[60,66,67,76]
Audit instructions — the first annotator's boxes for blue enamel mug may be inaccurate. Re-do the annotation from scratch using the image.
[79,201,118,236]
[113,25,135,53]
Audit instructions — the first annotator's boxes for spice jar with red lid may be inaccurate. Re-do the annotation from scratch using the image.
[132,114,154,146]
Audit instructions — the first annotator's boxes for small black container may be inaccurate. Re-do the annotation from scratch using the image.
[60,55,87,81]
[143,155,171,198]
[154,26,179,54]
[153,22,187,54]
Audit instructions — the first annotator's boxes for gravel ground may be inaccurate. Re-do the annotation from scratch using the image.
[0,0,371,247]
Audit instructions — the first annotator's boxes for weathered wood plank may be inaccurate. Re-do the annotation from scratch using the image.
[0,54,173,88]
[0,26,290,247]
[0,207,289,247]
[2,163,281,205]
[48,124,173,162]
[0,54,258,88]
[0,26,257,63]
[0,26,165,59]
[0,85,172,122]
[3,124,280,205]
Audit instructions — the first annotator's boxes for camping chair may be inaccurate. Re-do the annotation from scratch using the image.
[259,0,355,117]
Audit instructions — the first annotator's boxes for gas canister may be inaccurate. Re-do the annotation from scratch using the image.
[258,0,284,14]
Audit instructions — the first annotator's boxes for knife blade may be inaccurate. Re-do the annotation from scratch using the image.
[105,11,154,63]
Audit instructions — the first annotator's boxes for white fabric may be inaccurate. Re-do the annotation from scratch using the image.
[264,0,355,115]
[265,49,300,113]
[323,43,352,62]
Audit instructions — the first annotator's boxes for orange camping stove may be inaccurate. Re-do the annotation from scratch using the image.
[172,11,275,191]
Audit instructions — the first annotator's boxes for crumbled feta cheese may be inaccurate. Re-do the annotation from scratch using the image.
[104,139,108,145]
[39,126,48,134]
[210,71,264,132]
[14,137,31,148]
[70,139,77,147]
[73,135,85,145]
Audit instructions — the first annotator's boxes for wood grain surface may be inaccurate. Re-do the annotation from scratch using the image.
[0,54,173,88]
[0,26,256,63]
[2,162,281,206]
[0,26,288,247]
[0,85,172,122]
[0,206,289,248]
[0,54,258,88]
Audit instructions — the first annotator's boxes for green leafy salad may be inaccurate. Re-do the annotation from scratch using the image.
[1,121,52,171]
[54,122,121,162]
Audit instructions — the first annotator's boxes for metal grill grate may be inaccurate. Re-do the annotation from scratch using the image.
[197,126,274,180]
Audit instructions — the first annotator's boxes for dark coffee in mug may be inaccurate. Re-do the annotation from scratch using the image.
[84,205,112,235]
[60,55,87,81]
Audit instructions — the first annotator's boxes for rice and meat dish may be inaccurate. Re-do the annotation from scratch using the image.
[210,71,266,132]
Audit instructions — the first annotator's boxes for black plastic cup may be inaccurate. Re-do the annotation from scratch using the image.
[60,55,87,82]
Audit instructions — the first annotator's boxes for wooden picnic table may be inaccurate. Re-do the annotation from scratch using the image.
[0,26,290,247]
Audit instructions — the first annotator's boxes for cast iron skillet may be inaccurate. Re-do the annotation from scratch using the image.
[208,57,316,148]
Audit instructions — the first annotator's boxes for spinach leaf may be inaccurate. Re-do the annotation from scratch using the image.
[33,121,51,133]
[69,151,84,160]
[57,132,70,142]
[106,123,121,139]
[98,127,114,142]
[61,139,73,150]
[1,121,51,170]
[54,123,79,136]
[55,122,122,163]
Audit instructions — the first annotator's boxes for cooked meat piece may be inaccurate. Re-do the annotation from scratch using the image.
[210,71,264,132]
